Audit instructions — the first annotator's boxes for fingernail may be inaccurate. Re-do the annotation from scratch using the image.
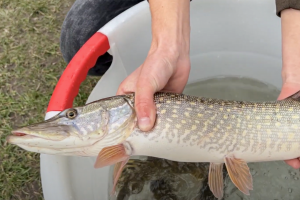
[138,117,151,131]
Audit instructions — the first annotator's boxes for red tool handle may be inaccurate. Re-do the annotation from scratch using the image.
[46,32,110,112]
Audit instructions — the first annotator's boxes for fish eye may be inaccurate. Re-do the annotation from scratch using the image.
[66,109,77,119]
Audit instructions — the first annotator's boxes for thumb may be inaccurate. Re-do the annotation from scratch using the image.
[277,81,300,100]
[134,74,158,132]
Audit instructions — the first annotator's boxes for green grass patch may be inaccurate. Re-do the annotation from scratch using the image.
[0,0,101,199]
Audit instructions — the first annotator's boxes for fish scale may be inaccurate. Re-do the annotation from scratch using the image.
[128,92,300,162]
[7,91,300,199]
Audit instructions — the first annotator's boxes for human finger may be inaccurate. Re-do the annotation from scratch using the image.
[284,159,300,169]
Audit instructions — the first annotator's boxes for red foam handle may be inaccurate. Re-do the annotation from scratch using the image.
[47,32,110,112]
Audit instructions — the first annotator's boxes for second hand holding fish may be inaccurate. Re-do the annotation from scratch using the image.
[277,9,300,169]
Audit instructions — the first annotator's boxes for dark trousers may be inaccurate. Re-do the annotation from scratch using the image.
[60,0,144,76]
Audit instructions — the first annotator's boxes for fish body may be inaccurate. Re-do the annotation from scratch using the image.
[7,92,300,199]
[127,93,300,164]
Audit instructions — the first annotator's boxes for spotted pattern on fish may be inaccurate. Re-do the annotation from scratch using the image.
[128,92,300,154]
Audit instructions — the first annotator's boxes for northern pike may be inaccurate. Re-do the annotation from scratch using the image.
[6,92,300,199]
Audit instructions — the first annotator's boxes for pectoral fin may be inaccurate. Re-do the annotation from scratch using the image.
[94,144,129,168]
[208,162,224,199]
[224,156,253,195]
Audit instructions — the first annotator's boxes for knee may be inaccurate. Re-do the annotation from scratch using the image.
[59,0,143,76]
[60,0,114,76]
[60,0,104,64]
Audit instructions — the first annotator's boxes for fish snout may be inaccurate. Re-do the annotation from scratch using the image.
[9,123,71,142]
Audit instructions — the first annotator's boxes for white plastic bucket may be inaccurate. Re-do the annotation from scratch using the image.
[41,1,282,199]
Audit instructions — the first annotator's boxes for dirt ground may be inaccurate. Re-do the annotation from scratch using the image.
[0,0,101,199]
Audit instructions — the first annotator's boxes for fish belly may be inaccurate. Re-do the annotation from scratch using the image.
[127,133,225,163]
[127,128,300,164]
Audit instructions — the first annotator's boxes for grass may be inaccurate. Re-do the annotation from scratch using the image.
[0,0,101,199]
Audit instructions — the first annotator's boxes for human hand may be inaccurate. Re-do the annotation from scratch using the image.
[116,0,190,132]
[278,8,300,169]
[117,47,190,131]
[278,80,300,169]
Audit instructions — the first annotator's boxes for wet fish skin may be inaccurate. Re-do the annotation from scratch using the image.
[128,92,300,163]
[6,91,300,199]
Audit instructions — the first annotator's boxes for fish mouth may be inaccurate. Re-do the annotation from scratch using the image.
[7,130,78,152]
[7,130,45,144]
[6,134,88,156]
[7,127,94,149]
[8,129,65,141]
[7,121,71,144]
[9,130,38,140]
[6,131,100,156]
[12,132,27,136]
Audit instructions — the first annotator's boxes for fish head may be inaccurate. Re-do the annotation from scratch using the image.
[6,94,136,156]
